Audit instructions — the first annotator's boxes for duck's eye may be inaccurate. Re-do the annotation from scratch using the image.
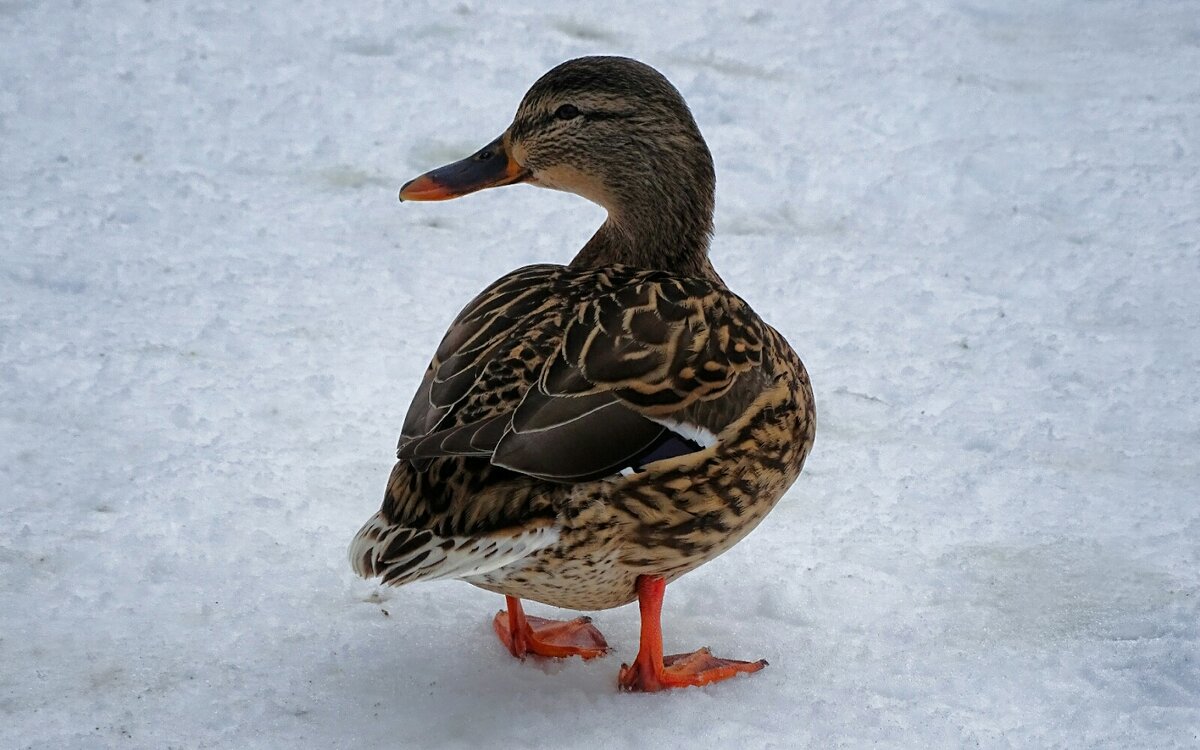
[555,104,581,120]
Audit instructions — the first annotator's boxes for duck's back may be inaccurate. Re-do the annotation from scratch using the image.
[350,262,810,596]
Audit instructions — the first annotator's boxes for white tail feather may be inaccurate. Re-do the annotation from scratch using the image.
[349,511,559,587]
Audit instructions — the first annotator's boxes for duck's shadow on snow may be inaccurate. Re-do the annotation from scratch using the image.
[319,602,780,743]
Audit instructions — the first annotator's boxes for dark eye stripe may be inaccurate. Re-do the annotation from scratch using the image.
[514,107,634,137]
[582,110,627,122]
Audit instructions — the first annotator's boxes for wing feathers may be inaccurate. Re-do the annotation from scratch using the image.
[396,265,765,485]
[494,400,667,482]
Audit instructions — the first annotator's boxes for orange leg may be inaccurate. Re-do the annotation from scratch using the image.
[492,596,609,660]
[618,576,767,692]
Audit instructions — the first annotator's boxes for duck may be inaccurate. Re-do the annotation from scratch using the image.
[349,56,815,692]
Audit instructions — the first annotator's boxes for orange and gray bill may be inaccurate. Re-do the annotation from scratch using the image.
[398,135,530,202]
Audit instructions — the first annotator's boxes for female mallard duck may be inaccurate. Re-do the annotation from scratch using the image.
[350,56,815,692]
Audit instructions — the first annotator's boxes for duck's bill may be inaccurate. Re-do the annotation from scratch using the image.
[398,135,530,202]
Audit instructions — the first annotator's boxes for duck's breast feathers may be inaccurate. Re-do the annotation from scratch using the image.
[398,264,772,484]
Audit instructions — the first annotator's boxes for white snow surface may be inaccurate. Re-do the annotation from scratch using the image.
[2,1,1198,748]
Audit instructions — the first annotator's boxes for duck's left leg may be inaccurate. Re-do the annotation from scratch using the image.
[618,576,767,691]
[492,596,609,660]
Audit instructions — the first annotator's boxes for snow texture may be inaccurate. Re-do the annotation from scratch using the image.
[2,1,1198,748]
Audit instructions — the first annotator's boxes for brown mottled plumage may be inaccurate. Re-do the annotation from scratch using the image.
[349,56,815,690]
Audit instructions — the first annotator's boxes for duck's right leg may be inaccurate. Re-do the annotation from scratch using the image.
[617,576,767,691]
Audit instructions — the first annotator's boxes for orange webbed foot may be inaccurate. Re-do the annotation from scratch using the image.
[492,597,610,660]
[617,575,767,692]
[618,647,766,692]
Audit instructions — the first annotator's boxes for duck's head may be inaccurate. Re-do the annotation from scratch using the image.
[400,56,716,274]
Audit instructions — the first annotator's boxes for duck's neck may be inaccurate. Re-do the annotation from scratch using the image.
[569,176,719,281]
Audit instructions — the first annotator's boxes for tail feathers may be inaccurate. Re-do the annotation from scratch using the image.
[349,511,559,587]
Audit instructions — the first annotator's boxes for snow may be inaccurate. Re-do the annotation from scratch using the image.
[2,0,1198,747]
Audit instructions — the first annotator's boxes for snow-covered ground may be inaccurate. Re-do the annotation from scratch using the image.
[2,1,1198,747]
